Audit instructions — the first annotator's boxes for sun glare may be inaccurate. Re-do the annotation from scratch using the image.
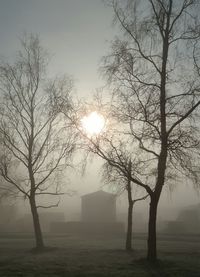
[81,111,105,137]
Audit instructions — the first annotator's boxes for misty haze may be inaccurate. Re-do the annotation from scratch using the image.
[0,1,200,276]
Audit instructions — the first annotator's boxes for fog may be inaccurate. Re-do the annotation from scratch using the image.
[0,1,198,233]
[0,1,200,275]
[1,158,199,235]
[0,0,118,98]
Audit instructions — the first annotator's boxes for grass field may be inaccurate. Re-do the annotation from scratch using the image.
[0,234,200,276]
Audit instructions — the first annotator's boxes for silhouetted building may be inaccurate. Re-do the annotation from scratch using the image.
[81,190,116,223]
[163,204,200,234]
[51,190,124,236]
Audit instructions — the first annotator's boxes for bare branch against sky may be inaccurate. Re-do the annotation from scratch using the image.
[0,34,76,250]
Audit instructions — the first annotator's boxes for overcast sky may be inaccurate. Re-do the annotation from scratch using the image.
[0,0,117,97]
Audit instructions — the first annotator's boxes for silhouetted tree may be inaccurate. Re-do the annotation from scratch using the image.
[69,0,200,262]
[64,99,150,251]
[102,158,148,251]
[0,34,76,250]
[101,0,200,262]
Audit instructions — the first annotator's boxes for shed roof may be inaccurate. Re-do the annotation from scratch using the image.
[81,190,116,199]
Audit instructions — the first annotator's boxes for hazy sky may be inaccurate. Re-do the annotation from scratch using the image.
[1,0,199,211]
[0,0,117,97]
[0,0,120,199]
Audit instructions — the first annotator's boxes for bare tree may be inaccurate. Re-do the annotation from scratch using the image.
[67,0,200,262]
[0,34,76,250]
[102,158,148,251]
[64,98,150,251]
[100,0,200,262]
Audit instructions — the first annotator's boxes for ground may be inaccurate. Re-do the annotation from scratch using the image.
[0,233,200,276]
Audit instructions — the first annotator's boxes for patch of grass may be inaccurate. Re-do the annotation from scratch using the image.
[0,236,199,276]
[29,246,57,254]
[0,250,199,277]
[134,255,200,277]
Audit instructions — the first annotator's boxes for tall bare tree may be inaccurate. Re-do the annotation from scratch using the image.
[68,0,200,262]
[0,34,76,250]
[101,0,200,261]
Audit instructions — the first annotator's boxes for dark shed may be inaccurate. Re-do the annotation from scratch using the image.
[81,190,116,223]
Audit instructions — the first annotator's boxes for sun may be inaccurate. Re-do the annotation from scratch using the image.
[81,111,105,137]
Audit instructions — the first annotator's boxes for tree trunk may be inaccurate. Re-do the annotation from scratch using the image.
[126,201,133,251]
[29,197,44,250]
[147,196,158,262]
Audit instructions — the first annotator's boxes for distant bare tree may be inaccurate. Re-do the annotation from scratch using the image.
[0,34,76,250]
[102,158,148,251]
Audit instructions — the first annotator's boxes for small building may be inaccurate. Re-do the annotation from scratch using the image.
[176,204,200,234]
[81,190,116,223]
[50,190,124,236]
[162,204,200,234]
